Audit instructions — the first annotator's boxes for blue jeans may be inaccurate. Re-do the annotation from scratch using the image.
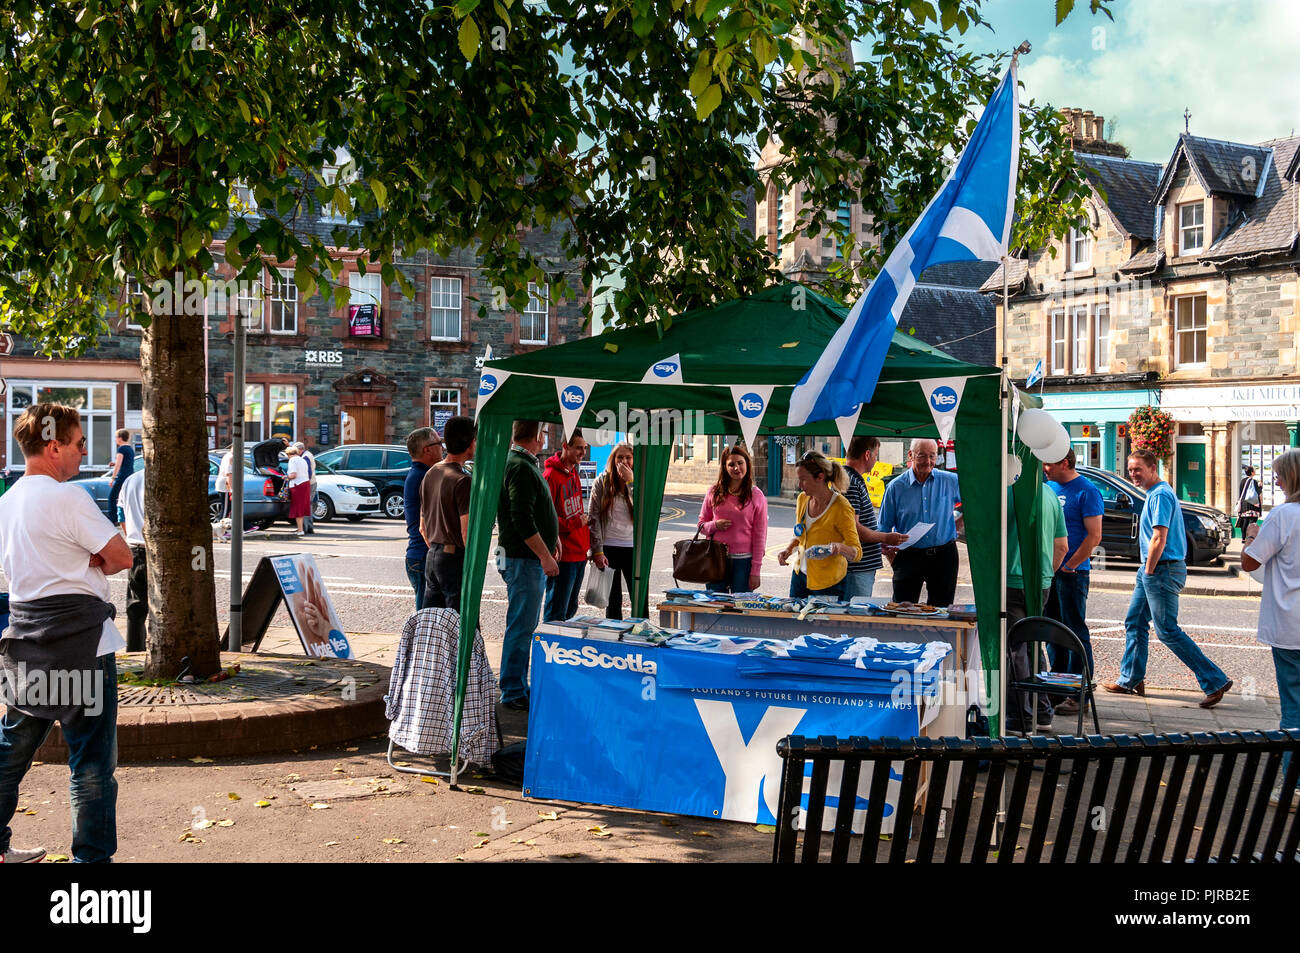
[405,556,427,612]
[0,654,118,862]
[1119,562,1228,694]
[706,555,754,594]
[789,572,845,600]
[1274,647,1300,791]
[1046,570,1093,676]
[544,560,586,622]
[502,557,546,703]
[841,570,877,601]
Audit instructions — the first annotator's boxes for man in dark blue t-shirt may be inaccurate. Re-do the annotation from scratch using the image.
[1043,448,1103,687]
[107,428,135,529]
[403,427,443,610]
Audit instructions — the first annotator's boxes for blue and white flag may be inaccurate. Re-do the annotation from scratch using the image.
[476,346,510,416]
[788,61,1021,426]
[641,354,684,384]
[1026,358,1044,388]
[730,385,773,450]
[555,378,593,439]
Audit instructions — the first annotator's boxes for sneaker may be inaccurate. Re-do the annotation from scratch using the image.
[0,845,47,864]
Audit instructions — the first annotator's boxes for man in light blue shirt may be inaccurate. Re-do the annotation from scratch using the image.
[878,438,963,606]
[1104,450,1232,708]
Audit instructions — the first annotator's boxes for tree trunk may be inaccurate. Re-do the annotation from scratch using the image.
[139,297,221,679]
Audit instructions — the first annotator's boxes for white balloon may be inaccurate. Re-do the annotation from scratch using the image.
[1006,454,1023,485]
[1032,431,1072,464]
[1016,408,1059,449]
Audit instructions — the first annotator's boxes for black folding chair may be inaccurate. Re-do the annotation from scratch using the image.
[1008,616,1100,736]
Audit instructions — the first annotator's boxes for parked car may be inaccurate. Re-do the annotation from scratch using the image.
[312,444,412,519]
[311,459,382,522]
[71,454,289,530]
[1075,465,1231,566]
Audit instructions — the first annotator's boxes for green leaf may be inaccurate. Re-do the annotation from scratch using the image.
[458,17,481,62]
[1055,0,1075,24]
[696,84,722,121]
[701,0,730,21]
[236,97,251,124]
[688,55,712,99]
[371,179,387,208]
[74,7,95,29]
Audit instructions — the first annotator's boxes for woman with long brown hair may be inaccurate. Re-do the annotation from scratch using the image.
[697,443,768,593]
[588,442,636,619]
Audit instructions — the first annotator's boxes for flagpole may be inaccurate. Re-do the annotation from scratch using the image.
[999,255,1009,746]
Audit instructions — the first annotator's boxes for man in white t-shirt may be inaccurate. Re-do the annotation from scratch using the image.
[121,467,149,652]
[0,403,133,864]
[216,447,234,522]
[295,442,317,535]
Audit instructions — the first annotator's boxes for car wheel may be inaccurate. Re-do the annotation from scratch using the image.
[313,494,336,522]
[209,496,224,523]
[382,491,404,519]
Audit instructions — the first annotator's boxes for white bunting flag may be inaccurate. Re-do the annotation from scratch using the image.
[641,353,684,384]
[555,378,594,440]
[919,377,968,442]
[834,405,864,454]
[476,348,510,416]
[729,385,773,451]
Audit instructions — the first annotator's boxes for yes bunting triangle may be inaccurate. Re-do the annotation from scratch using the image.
[919,377,967,442]
[555,378,594,440]
[729,385,773,450]
[834,405,863,454]
[641,353,684,384]
[476,347,510,416]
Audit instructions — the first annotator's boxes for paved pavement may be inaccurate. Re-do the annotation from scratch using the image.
[10,624,1287,863]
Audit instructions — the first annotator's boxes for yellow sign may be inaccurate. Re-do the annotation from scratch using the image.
[867,461,893,509]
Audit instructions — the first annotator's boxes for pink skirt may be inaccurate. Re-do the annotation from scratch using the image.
[289,482,311,518]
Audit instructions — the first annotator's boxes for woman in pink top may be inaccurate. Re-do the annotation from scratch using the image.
[697,444,768,593]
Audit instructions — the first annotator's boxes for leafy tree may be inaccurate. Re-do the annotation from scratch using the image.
[0,0,1105,676]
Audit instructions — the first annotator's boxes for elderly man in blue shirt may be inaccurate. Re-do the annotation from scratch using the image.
[878,438,963,607]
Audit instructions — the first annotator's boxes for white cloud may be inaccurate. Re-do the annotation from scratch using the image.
[1019,0,1300,161]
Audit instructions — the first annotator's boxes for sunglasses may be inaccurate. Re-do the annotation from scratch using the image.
[57,437,88,451]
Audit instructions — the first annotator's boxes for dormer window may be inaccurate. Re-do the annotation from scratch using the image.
[1178,201,1204,255]
[1069,227,1091,271]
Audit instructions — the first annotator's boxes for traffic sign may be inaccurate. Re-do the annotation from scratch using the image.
[0,332,12,356]
[0,379,6,398]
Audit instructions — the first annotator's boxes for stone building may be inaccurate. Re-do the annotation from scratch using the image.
[1,190,587,474]
[986,113,1300,515]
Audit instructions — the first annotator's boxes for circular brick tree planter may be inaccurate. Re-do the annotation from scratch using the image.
[32,652,390,762]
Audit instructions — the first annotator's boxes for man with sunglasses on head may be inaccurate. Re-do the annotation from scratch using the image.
[0,403,134,863]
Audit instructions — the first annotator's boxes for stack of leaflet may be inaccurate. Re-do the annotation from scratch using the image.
[585,618,634,641]
[534,617,595,638]
[732,634,952,696]
[621,619,683,647]
[1035,671,1083,689]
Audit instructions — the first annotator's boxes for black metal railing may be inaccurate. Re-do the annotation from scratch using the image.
[773,731,1300,863]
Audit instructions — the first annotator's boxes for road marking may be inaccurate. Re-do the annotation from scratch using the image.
[1089,634,1270,651]
[1089,618,1260,634]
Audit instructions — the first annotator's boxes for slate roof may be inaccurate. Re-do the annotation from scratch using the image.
[917,261,999,289]
[897,283,995,365]
[1154,134,1272,202]
[1202,136,1299,260]
[1078,153,1162,240]
[1118,248,1164,273]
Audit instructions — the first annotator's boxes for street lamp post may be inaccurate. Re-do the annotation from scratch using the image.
[228,308,246,652]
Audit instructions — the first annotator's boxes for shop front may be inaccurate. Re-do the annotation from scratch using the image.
[1038,388,1154,476]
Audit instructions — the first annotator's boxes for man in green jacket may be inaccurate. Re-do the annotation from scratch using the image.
[497,420,560,710]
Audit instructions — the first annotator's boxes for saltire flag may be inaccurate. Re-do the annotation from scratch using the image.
[1026,358,1044,388]
[788,60,1022,426]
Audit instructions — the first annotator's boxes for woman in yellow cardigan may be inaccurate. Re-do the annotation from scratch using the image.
[777,451,862,599]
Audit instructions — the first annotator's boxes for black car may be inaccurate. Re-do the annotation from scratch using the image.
[1074,466,1231,566]
[311,444,412,519]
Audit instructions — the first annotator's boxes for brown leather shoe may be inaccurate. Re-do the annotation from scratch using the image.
[1102,679,1145,696]
[1199,679,1233,709]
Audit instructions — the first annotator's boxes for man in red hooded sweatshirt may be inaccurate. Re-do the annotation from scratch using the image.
[542,429,590,621]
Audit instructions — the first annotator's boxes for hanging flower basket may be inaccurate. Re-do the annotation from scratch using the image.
[1128,406,1175,459]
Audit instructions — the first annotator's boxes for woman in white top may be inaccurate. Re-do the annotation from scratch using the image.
[285,444,312,537]
[1242,448,1300,810]
[587,442,635,620]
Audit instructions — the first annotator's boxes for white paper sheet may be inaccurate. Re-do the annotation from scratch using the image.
[894,521,934,550]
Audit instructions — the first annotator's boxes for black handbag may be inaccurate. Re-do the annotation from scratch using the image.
[672,531,729,584]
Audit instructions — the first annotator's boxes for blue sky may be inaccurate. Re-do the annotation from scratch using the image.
[891,0,1300,162]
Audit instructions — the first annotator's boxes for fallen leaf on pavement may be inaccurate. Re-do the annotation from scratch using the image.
[189,757,214,764]
[538,811,559,820]
[193,819,215,831]
[285,773,302,782]
[474,839,489,849]
[255,800,272,808]
[588,825,611,838]
[660,818,678,828]
[524,839,536,846]
[393,761,412,768]
[323,841,340,847]
[23,809,36,816]
[382,838,404,844]
[227,793,240,801]
[333,766,346,774]
[420,777,439,785]
[754,824,776,833]
[217,820,235,828]
[346,747,359,752]
[463,786,485,794]
[310,803,331,810]
[44,854,69,863]
[473,831,489,837]
[691,831,715,838]
[560,852,580,859]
